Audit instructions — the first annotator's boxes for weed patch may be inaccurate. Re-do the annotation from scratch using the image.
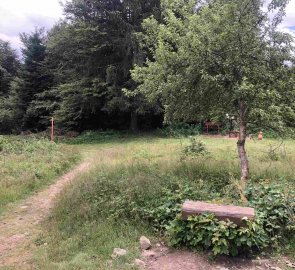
[0,135,79,213]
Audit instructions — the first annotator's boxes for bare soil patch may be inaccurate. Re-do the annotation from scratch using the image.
[144,247,292,270]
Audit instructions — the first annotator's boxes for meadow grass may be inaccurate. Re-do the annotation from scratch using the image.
[0,135,79,214]
[35,134,295,269]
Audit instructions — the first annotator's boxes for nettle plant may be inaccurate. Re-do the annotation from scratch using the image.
[167,214,268,256]
[166,184,295,256]
[245,184,295,244]
[139,183,201,232]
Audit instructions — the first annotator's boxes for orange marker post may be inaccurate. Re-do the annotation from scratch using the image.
[51,117,54,142]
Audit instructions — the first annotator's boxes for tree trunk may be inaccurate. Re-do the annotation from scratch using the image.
[130,110,138,132]
[237,102,249,183]
[237,123,249,181]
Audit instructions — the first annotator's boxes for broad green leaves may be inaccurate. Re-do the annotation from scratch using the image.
[133,0,295,127]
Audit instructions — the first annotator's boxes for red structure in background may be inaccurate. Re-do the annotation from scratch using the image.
[205,122,221,135]
[229,130,239,138]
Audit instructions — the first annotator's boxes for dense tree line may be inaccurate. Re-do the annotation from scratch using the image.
[0,0,163,133]
[0,0,294,139]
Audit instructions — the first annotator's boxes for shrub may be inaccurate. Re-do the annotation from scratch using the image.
[160,123,201,137]
[247,128,295,139]
[138,183,202,232]
[245,183,295,245]
[0,136,8,152]
[183,136,209,158]
[167,214,268,256]
[166,184,295,256]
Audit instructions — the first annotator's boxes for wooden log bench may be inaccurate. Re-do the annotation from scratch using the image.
[182,201,255,226]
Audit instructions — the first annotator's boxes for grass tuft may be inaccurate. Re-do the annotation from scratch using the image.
[0,135,79,213]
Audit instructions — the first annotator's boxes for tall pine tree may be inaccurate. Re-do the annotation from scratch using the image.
[43,0,162,131]
[19,28,52,130]
[0,39,21,133]
[0,40,19,97]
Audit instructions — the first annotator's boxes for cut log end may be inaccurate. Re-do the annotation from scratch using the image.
[181,200,255,226]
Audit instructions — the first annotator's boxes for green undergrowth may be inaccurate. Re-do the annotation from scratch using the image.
[65,130,125,145]
[35,135,295,269]
[0,135,79,213]
[160,123,202,137]
[168,183,294,256]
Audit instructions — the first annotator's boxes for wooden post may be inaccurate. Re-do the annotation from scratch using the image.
[51,117,54,142]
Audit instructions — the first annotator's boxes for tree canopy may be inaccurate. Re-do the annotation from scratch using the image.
[132,0,295,181]
[43,0,162,131]
[0,40,19,97]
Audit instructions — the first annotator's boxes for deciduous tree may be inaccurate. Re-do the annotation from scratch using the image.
[132,0,295,182]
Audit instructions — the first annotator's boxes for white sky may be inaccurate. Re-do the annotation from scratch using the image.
[0,0,294,53]
[0,0,66,51]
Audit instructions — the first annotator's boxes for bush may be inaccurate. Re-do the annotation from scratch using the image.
[138,183,202,232]
[167,214,268,256]
[245,183,295,245]
[160,123,201,137]
[247,128,295,139]
[56,162,295,256]
[183,136,209,158]
[166,184,295,256]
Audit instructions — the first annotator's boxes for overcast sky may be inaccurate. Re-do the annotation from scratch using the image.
[0,0,66,51]
[0,0,294,53]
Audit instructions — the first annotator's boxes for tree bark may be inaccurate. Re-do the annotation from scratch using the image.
[236,101,249,203]
[237,101,249,183]
[130,110,138,132]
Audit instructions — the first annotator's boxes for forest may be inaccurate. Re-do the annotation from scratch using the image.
[0,0,163,133]
[0,0,293,137]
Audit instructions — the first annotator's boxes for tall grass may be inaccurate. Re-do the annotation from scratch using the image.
[35,135,295,269]
[0,135,79,213]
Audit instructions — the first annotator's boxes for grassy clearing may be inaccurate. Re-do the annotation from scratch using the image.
[35,134,295,269]
[0,135,79,214]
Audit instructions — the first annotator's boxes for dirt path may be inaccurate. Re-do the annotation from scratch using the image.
[144,248,293,270]
[0,161,91,269]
